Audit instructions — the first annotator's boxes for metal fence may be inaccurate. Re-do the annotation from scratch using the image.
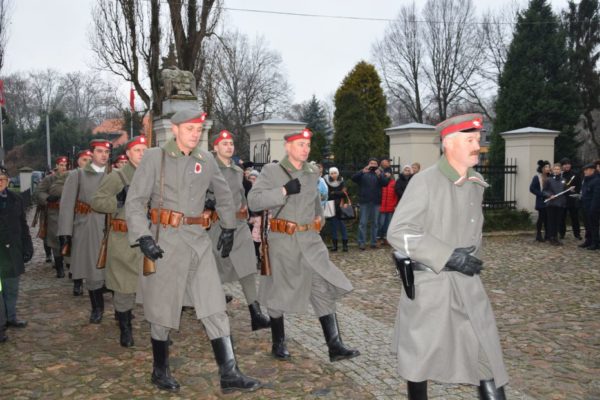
[474,158,517,209]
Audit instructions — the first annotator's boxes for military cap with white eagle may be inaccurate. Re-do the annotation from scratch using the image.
[170,109,207,125]
[436,113,484,139]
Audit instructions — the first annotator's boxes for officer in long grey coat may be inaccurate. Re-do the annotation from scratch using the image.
[125,110,261,394]
[387,114,508,400]
[58,139,111,324]
[34,156,69,278]
[207,130,270,331]
[91,135,148,348]
[247,128,359,363]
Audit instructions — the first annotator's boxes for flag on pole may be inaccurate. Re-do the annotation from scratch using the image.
[129,87,135,112]
[0,80,6,106]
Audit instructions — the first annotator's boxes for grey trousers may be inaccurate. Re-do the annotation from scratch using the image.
[85,279,104,291]
[150,311,230,341]
[239,273,258,305]
[267,271,337,319]
[113,292,136,312]
[1,277,20,321]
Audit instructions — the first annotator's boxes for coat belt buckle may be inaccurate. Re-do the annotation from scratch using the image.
[284,221,297,235]
[169,211,183,227]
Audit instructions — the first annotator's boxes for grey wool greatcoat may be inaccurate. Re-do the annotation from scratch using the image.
[58,164,106,282]
[125,139,236,330]
[207,157,256,282]
[34,172,68,250]
[247,156,353,313]
[91,163,141,294]
[387,155,508,387]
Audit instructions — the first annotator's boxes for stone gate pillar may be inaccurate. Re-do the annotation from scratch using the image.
[245,119,306,163]
[500,127,559,213]
[385,123,439,170]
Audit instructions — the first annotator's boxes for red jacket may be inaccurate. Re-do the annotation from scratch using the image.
[379,179,398,213]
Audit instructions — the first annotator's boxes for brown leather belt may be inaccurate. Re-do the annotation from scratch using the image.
[75,200,92,215]
[47,201,60,209]
[111,218,128,232]
[269,218,321,235]
[211,208,249,221]
[150,208,212,229]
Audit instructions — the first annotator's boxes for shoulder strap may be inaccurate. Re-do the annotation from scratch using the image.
[155,149,165,243]
[273,163,293,219]
[116,169,128,186]
[76,168,82,202]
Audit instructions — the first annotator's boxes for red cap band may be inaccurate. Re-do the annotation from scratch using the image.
[286,128,313,142]
[185,113,207,124]
[116,154,128,161]
[214,130,232,146]
[77,150,93,159]
[126,135,148,150]
[440,118,483,138]
[55,156,68,164]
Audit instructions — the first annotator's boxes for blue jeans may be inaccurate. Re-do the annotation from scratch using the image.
[377,212,393,239]
[328,217,348,241]
[358,203,379,246]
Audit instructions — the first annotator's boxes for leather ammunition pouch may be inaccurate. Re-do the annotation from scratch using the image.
[269,218,321,235]
[75,201,92,215]
[150,208,212,229]
[47,201,60,209]
[110,218,128,232]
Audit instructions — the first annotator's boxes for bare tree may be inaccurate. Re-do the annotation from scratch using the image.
[203,31,292,158]
[2,72,35,132]
[0,0,12,73]
[373,2,427,123]
[423,0,482,122]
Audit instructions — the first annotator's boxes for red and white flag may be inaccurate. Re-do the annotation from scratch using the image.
[0,80,6,106]
[129,87,135,112]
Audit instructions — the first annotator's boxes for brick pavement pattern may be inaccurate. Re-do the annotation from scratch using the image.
[1,215,599,399]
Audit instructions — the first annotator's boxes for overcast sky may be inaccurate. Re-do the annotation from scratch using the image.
[3,0,571,107]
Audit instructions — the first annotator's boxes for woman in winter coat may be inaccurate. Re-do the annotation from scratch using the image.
[324,167,348,252]
[394,165,413,201]
[377,171,398,245]
[544,163,570,245]
[529,160,551,241]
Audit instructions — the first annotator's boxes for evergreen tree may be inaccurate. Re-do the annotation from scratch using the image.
[333,61,391,165]
[490,0,581,164]
[300,95,329,162]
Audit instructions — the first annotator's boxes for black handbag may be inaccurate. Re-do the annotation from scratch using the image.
[339,193,356,220]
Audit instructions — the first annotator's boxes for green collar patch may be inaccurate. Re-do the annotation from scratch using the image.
[215,156,242,173]
[279,156,317,174]
[162,138,204,160]
[438,155,489,188]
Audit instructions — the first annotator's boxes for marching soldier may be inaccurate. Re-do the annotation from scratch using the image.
[247,128,360,363]
[91,135,148,347]
[387,114,508,399]
[207,130,270,331]
[34,156,70,278]
[76,149,93,169]
[58,139,111,323]
[125,110,261,393]
[115,154,129,169]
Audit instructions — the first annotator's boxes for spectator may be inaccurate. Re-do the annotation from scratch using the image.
[580,163,600,250]
[411,162,421,174]
[377,167,397,246]
[530,160,551,242]
[324,167,349,252]
[394,165,413,202]
[543,163,570,246]
[352,158,390,250]
[0,166,33,330]
[558,158,582,240]
[315,163,328,209]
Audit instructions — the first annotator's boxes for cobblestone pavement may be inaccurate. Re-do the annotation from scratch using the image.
[1,220,599,399]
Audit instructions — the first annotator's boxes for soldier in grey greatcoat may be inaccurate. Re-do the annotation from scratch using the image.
[34,156,69,278]
[125,110,261,394]
[91,136,148,348]
[58,139,111,324]
[387,114,508,400]
[247,128,360,363]
[207,130,270,331]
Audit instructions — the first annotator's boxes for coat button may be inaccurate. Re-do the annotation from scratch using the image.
[470,218,475,223]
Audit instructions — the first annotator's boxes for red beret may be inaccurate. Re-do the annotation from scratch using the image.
[126,135,148,150]
[436,113,483,139]
[116,154,129,161]
[90,139,112,149]
[55,156,68,164]
[213,130,233,146]
[77,150,93,159]
[285,128,313,142]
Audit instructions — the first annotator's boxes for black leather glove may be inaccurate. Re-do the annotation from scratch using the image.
[138,235,164,261]
[46,195,60,202]
[444,246,483,276]
[217,228,235,258]
[22,249,33,263]
[204,198,216,211]
[116,185,129,208]
[59,235,72,249]
[283,178,301,195]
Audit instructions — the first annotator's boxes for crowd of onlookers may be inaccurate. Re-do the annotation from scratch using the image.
[530,158,600,249]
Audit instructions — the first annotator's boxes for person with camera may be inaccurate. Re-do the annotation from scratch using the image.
[352,158,389,250]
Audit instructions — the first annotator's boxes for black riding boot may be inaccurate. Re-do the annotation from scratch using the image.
[88,289,104,324]
[248,301,271,331]
[44,244,52,263]
[479,379,506,400]
[73,279,83,296]
[211,336,262,393]
[342,240,348,252]
[55,256,65,278]
[151,338,180,391]
[270,316,290,359]
[116,310,134,347]
[407,380,428,400]
[318,314,360,362]
[331,240,338,252]
[535,231,544,242]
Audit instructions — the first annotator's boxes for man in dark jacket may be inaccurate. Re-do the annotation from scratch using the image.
[352,158,389,250]
[0,167,33,329]
[580,163,600,250]
[558,158,582,239]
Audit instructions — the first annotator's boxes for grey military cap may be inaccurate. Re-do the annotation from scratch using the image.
[170,109,207,125]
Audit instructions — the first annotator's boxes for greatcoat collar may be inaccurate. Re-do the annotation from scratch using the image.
[162,138,204,160]
[438,155,489,188]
